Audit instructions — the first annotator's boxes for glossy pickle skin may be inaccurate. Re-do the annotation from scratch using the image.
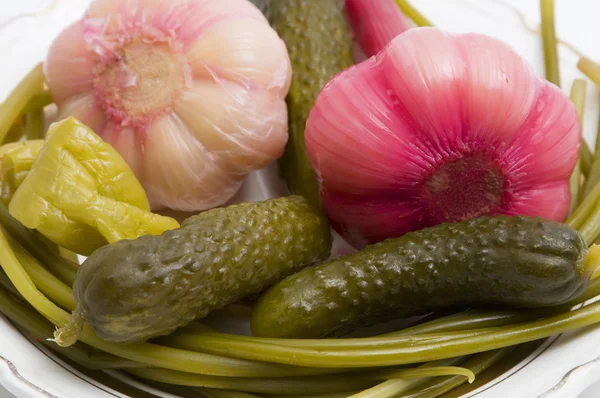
[74,196,332,344]
[256,0,355,208]
[251,216,590,338]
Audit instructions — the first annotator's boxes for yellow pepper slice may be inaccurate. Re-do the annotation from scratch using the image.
[9,117,179,255]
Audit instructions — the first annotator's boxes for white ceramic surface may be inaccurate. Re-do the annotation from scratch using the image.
[1,0,600,397]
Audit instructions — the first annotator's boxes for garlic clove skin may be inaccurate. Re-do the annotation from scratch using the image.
[174,80,288,175]
[143,113,242,211]
[460,33,540,142]
[306,62,426,194]
[186,17,291,94]
[502,83,581,189]
[502,182,571,222]
[45,23,96,104]
[100,122,144,180]
[57,93,107,134]
[383,29,467,141]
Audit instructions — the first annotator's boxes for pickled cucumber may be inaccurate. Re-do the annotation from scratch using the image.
[257,0,354,208]
[251,216,591,338]
[58,196,331,345]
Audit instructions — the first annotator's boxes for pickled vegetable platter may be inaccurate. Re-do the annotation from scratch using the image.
[1,0,600,397]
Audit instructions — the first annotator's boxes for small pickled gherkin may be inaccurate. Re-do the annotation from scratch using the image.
[9,118,179,255]
[251,216,592,338]
[56,196,332,346]
[256,0,355,208]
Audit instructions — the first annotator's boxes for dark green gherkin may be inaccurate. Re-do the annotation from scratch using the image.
[73,196,331,344]
[255,0,354,208]
[251,216,591,338]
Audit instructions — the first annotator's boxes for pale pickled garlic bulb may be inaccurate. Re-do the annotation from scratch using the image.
[45,0,291,211]
[305,28,581,248]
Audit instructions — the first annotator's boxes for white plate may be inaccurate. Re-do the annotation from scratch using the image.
[1,0,600,397]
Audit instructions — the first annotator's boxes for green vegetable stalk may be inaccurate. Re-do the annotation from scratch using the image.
[583,105,600,198]
[0,64,46,144]
[347,358,471,398]
[395,0,434,27]
[540,3,594,178]
[398,349,512,398]
[569,79,587,212]
[24,108,45,140]
[540,0,560,87]
[578,57,600,86]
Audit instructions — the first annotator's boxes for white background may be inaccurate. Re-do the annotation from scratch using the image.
[0,0,599,397]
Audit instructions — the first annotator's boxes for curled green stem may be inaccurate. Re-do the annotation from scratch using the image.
[194,388,261,398]
[159,297,600,368]
[581,143,593,177]
[394,0,433,27]
[5,230,74,310]
[583,104,600,197]
[570,160,582,214]
[0,64,46,144]
[22,90,53,114]
[348,358,471,398]
[540,0,560,86]
[578,57,600,86]
[577,197,600,244]
[399,349,511,398]
[569,79,588,211]
[568,180,600,228]
[127,367,376,395]
[24,108,45,140]
[165,327,500,352]
[0,202,77,285]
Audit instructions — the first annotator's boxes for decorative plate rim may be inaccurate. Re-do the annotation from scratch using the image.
[0,1,599,397]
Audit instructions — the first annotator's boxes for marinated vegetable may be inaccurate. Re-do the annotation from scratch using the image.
[9,117,179,255]
[0,140,43,203]
[259,0,354,208]
[305,27,581,247]
[45,0,291,211]
[56,196,331,345]
[252,216,591,338]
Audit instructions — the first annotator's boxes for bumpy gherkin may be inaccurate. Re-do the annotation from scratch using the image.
[254,0,354,208]
[57,196,331,345]
[252,216,591,338]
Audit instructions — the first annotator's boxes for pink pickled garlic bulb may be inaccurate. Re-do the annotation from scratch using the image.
[45,0,291,211]
[345,0,410,57]
[305,28,581,248]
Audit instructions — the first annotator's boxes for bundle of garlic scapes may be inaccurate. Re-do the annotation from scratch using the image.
[45,0,291,211]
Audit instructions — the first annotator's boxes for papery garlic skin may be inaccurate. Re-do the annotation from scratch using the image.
[305,28,581,248]
[45,0,291,211]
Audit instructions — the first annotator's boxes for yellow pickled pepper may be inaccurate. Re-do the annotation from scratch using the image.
[9,117,179,255]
